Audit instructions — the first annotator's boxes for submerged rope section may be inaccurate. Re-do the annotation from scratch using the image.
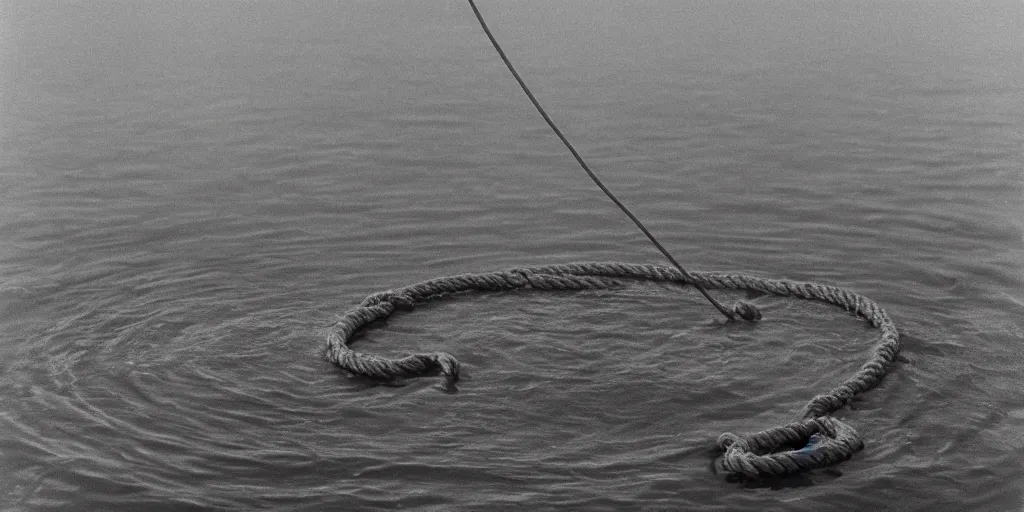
[326,262,900,479]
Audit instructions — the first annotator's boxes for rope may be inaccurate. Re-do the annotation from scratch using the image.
[466,0,757,322]
[326,262,900,479]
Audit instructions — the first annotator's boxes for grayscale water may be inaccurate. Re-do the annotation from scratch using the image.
[2,1,1023,510]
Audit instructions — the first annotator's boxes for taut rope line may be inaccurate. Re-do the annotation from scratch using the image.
[466,0,758,323]
[327,263,900,478]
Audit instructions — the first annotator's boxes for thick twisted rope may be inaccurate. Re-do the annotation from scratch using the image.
[326,262,900,479]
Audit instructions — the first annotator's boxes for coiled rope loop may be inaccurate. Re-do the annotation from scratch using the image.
[326,262,900,479]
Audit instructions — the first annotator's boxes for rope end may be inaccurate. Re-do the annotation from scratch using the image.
[732,301,762,322]
[432,352,461,383]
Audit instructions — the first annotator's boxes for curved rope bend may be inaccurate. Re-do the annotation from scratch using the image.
[326,262,900,479]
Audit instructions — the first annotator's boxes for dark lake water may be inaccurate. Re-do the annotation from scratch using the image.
[2,1,1023,510]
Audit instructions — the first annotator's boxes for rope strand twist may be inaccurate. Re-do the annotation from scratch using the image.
[326,262,900,479]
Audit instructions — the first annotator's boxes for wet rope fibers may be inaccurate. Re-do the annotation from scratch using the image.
[327,4,903,481]
[327,263,900,479]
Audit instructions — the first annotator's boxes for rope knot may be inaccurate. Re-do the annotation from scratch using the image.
[732,300,762,322]
[714,416,864,479]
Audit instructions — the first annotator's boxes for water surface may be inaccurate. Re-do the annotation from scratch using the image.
[2,1,1023,510]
